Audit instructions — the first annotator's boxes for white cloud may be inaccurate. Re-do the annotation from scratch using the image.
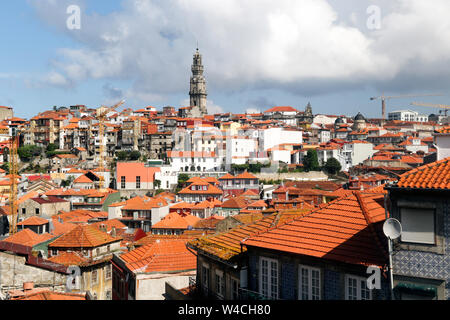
[30,0,450,102]
[42,71,72,87]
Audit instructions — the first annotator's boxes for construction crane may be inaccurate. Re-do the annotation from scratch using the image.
[370,93,443,120]
[8,131,19,235]
[410,102,450,117]
[95,100,125,190]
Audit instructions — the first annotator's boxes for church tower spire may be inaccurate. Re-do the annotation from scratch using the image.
[189,48,208,115]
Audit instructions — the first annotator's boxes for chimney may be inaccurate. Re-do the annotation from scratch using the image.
[111,226,116,237]
[23,282,34,291]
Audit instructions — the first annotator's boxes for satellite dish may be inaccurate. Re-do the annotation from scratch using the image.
[383,218,402,239]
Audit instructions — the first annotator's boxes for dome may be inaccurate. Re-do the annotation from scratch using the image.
[335,117,345,125]
[354,112,365,121]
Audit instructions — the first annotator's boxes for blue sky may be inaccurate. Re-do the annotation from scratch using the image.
[2,0,450,119]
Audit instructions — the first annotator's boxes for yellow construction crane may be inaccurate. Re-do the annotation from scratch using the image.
[370,93,443,119]
[410,102,450,116]
[8,132,19,235]
[95,100,125,190]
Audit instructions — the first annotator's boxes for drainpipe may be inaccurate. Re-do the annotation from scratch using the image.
[384,191,395,300]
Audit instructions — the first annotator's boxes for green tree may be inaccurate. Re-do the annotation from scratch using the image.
[324,157,341,175]
[178,173,190,185]
[116,151,128,161]
[129,151,141,161]
[18,145,42,162]
[154,179,161,189]
[303,149,320,172]
[46,143,58,152]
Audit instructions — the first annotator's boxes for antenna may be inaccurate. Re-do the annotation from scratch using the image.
[383,218,402,300]
[383,218,402,239]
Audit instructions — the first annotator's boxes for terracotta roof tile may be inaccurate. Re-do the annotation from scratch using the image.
[17,216,49,226]
[120,240,196,273]
[151,212,200,230]
[396,157,450,189]
[49,225,122,248]
[11,290,87,300]
[242,191,388,267]
[188,210,311,261]
[2,229,55,247]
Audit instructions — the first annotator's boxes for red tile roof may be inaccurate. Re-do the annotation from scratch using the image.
[264,106,298,113]
[49,225,122,248]
[30,196,68,205]
[234,171,258,180]
[188,210,311,261]
[2,229,55,247]
[178,181,223,195]
[151,212,200,230]
[434,126,450,134]
[73,175,93,184]
[395,157,450,190]
[119,240,196,273]
[11,290,87,300]
[17,216,49,226]
[47,251,89,266]
[242,191,388,267]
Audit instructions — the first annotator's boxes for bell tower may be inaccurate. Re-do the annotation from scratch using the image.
[189,48,208,115]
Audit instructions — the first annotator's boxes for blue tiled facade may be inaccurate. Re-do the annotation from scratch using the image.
[389,190,449,300]
[280,261,296,299]
[246,249,390,300]
[323,269,341,300]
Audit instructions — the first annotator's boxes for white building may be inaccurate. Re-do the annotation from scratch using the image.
[258,127,303,152]
[313,114,339,125]
[167,151,222,173]
[434,128,450,160]
[340,141,375,171]
[388,110,428,122]
[226,136,258,165]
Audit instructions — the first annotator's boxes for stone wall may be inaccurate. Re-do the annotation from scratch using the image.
[0,251,67,295]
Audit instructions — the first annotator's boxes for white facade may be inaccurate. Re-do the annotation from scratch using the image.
[313,115,338,125]
[154,165,179,190]
[258,128,303,152]
[317,148,341,166]
[270,149,292,164]
[226,137,258,165]
[388,110,428,122]
[340,142,375,171]
[435,134,450,161]
[168,152,222,173]
[404,138,429,154]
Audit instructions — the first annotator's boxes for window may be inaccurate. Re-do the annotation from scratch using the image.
[298,265,321,300]
[105,290,112,300]
[231,278,239,300]
[400,208,435,244]
[92,270,98,284]
[35,208,40,215]
[215,270,225,299]
[136,176,141,189]
[345,275,371,300]
[121,176,125,189]
[202,264,210,293]
[105,264,112,280]
[51,249,58,256]
[96,248,100,256]
[22,208,26,215]
[260,257,278,299]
